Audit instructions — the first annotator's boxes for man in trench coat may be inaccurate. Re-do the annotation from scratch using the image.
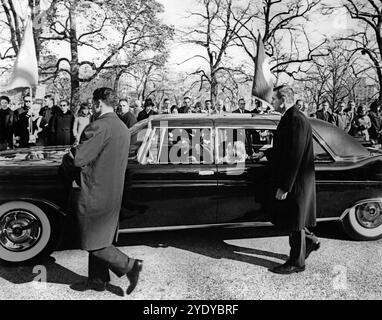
[253,85,320,274]
[62,87,143,293]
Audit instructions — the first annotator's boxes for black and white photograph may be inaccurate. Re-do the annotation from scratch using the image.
[0,0,382,305]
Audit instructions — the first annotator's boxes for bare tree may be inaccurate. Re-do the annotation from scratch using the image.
[233,0,328,83]
[37,0,173,104]
[296,42,367,108]
[324,0,382,101]
[180,0,251,106]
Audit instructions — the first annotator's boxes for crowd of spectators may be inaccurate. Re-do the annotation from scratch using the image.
[308,99,382,146]
[0,93,381,151]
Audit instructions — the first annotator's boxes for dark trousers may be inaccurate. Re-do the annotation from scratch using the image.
[288,228,318,267]
[88,245,135,282]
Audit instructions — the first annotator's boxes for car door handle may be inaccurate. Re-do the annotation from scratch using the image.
[198,170,215,176]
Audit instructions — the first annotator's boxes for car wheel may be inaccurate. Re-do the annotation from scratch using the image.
[0,201,61,264]
[342,201,382,241]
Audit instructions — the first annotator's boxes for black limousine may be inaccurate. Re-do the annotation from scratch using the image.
[0,113,381,263]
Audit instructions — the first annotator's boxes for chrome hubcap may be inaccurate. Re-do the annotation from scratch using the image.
[356,202,382,229]
[0,210,42,251]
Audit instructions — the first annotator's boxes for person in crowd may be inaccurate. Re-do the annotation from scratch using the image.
[333,102,352,133]
[61,87,142,294]
[137,98,158,121]
[350,105,372,142]
[170,105,178,114]
[346,100,357,122]
[51,99,75,145]
[194,101,203,113]
[251,100,262,114]
[315,100,335,124]
[308,102,317,118]
[73,103,91,145]
[152,102,159,114]
[233,98,251,114]
[29,103,46,146]
[162,98,171,114]
[252,85,319,274]
[296,100,309,117]
[40,95,60,146]
[131,100,143,118]
[205,100,213,113]
[118,99,137,129]
[0,95,15,150]
[212,100,226,114]
[367,100,382,144]
[178,96,192,113]
[14,96,33,148]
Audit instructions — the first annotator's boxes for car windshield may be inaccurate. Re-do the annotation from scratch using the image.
[310,119,370,159]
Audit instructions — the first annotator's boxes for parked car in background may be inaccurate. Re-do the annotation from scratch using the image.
[0,114,381,264]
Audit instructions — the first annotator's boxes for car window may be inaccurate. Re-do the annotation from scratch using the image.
[216,128,274,164]
[313,138,333,163]
[142,127,214,165]
[128,128,150,164]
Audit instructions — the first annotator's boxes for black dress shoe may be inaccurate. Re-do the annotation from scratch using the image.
[270,262,305,274]
[126,259,143,295]
[306,241,320,259]
[70,279,107,292]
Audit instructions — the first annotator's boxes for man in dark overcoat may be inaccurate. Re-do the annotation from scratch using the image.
[232,98,251,114]
[63,87,143,293]
[0,95,15,150]
[253,85,320,274]
[50,100,74,145]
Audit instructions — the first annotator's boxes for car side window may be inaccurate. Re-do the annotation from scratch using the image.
[141,127,214,165]
[216,128,274,164]
[313,138,333,162]
[128,129,149,164]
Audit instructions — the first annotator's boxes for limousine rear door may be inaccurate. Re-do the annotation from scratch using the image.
[214,119,276,224]
[119,120,218,231]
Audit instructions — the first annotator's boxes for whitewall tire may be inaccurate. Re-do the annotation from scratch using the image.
[0,201,57,263]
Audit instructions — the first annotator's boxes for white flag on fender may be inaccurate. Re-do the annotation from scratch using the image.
[0,19,38,92]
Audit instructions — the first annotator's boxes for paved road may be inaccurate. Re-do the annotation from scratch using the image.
[0,222,382,300]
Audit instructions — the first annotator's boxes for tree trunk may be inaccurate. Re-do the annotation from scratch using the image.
[210,72,218,107]
[69,0,80,107]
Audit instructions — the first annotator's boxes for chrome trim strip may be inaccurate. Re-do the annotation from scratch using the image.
[117,218,345,234]
[316,180,382,185]
[117,221,274,234]
[316,217,341,222]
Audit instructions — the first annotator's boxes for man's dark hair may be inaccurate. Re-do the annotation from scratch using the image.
[205,99,212,104]
[60,99,70,106]
[44,95,55,103]
[163,98,170,103]
[273,85,294,105]
[119,99,129,104]
[143,98,154,108]
[93,87,117,107]
[0,95,10,104]
[184,96,191,101]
